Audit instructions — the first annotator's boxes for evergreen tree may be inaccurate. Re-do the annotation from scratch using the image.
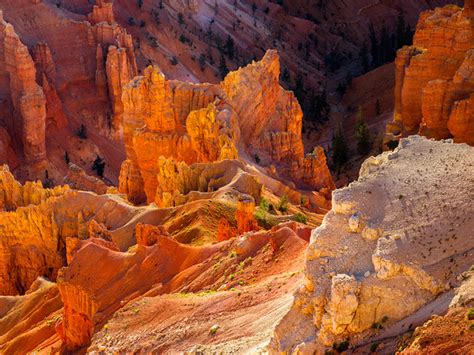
[310,90,330,123]
[225,35,235,60]
[332,125,349,170]
[218,54,229,79]
[360,41,370,72]
[355,106,371,156]
[369,24,379,67]
[92,155,106,178]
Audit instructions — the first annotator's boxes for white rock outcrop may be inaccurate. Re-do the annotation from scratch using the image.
[272,136,474,353]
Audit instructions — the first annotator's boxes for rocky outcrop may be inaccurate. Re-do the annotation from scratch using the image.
[64,163,109,195]
[120,65,238,204]
[0,127,17,168]
[235,195,258,235]
[56,235,222,350]
[0,278,63,354]
[387,3,474,145]
[90,0,137,135]
[0,164,149,295]
[153,158,262,208]
[135,223,169,246]
[273,136,474,353]
[33,42,67,130]
[119,51,334,205]
[0,12,47,164]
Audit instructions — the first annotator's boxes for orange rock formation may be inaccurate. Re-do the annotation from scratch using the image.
[119,50,334,205]
[387,2,474,145]
[0,12,47,165]
[235,195,259,235]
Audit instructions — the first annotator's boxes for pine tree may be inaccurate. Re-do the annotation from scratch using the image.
[369,24,379,67]
[92,156,106,178]
[218,54,229,79]
[225,35,235,60]
[360,42,370,72]
[332,125,349,170]
[355,106,371,156]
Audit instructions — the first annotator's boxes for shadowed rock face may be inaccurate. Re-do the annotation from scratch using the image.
[119,50,335,206]
[387,3,474,145]
[273,136,474,353]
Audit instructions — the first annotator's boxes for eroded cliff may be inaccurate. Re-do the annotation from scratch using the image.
[273,136,474,353]
[119,50,334,206]
[387,2,474,145]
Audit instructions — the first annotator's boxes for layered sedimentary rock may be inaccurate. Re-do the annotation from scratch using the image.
[56,234,222,350]
[119,51,334,205]
[0,278,63,354]
[0,12,46,164]
[387,3,474,145]
[64,163,109,195]
[33,42,67,130]
[0,164,150,296]
[273,136,474,352]
[235,195,258,235]
[0,127,16,168]
[153,159,261,207]
[90,0,138,134]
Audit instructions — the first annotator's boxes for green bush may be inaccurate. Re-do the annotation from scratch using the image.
[467,308,474,320]
[332,339,350,353]
[293,213,308,224]
[277,195,289,213]
[259,198,270,212]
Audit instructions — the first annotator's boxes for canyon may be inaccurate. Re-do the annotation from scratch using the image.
[0,0,472,354]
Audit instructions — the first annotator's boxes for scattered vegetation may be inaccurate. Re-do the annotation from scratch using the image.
[467,308,474,320]
[332,339,350,353]
[293,213,308,224]
[92,155,106,178]
[370,342,380,352]
[75,124,87,139]
[277,195,289,213]
[209,324,219,335]
[355,106,372,156]
[332,125,349,171]
[43,170,54,189]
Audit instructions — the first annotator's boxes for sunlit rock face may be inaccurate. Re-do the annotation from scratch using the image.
[119,50,334,206]
[387,3,474,145]
[272,136,474,353]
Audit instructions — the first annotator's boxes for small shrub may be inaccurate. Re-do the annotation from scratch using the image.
[254,154,260,164]
[92,155,106,178]
[178,12,184,25]
[209,324,219,335]
[259,198,270,212]
[75,124,87,139]
[370,342,380,352]
[293,213,308,224]
[332,339,350,353]
[277,195,289,213]
[467,308,474,320]
[300,195,308,206]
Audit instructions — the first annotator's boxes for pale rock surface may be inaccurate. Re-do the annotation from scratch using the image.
[272,136,474,352]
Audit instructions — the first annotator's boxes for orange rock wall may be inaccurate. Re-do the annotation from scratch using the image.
[388,4,474,144]
[119,51,335,205]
